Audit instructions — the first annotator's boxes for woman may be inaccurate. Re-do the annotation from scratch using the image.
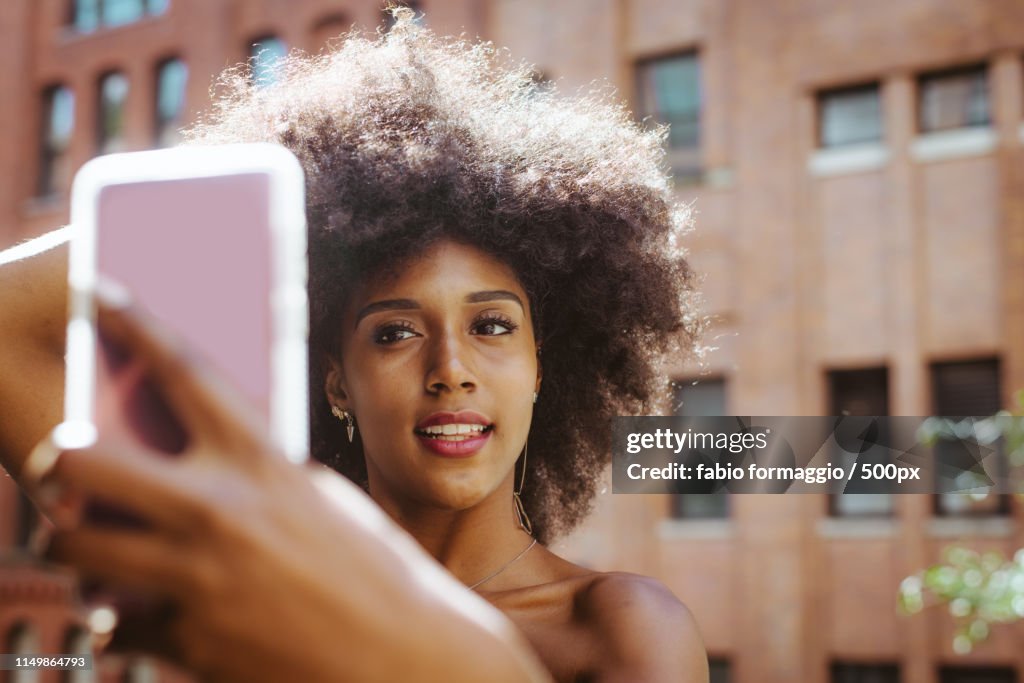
[0,11,707,682]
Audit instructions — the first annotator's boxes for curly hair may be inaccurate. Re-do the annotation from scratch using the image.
[184,10,700,543]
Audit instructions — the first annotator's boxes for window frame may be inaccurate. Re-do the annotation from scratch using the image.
[917,62,991,134]
[670,376,730,519]
[634,49,702,179]
[816,82,884,149]
[36,83,76,198]
[929,357,1010,517]
[826,366,895,518]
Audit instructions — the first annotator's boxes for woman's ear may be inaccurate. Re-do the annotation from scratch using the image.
[324,354,350,409]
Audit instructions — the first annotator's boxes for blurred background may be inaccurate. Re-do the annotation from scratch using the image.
[1,1,1023,682]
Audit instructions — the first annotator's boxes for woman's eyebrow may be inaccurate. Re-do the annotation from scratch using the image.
[354,298,420,327]
[465,290,524,309]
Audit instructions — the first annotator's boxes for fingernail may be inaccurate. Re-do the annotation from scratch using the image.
[21,435,62,488]
[95,276,133,309]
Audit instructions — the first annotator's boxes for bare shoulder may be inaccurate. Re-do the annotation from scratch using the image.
[580,572,708,682]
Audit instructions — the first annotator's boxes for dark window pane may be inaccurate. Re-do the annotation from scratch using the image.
[250,36,287,88]
[98,72,129,154]
[102,0,144,27]
[827,368,894,516]
[672,378,729,518]
[919,66,989,133]
[155,58,188,147]
[831,662,901,683]
[819,84,882,147]
[38,85,75,196]
[938,666,1017,683]
[931,359,1007,516]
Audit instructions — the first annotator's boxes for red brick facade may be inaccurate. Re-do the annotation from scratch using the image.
[1,2,1022,682]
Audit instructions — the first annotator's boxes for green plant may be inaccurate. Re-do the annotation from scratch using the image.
[898,390,1024,653]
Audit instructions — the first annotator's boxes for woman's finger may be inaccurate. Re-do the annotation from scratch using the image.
[49,439,209,534]
[94,281,271,454]
[44,526,214,600]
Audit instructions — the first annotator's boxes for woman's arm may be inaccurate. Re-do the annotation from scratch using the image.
[0,228,70,479]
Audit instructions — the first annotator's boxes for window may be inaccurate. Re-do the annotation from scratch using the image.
[63,627,95,683]
[71,0,169,33]
[97,72,129,154]
[828,367,894,517]
[8,622,41,683]
[154,58,187,147]
[938,666,1017,683]
[709,658,732,683]
[818,84,883,148]
[37,84,75,197]
[636,52,701,176]
[931,359,1009,516]
[831,662,901,683]
[919,65,989,133]
[671,378,729,518]
[249,36,287,88]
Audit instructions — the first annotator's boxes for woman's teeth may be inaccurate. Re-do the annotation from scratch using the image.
[418,423,490,440]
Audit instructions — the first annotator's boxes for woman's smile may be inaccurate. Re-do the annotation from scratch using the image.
[414,409,495,457]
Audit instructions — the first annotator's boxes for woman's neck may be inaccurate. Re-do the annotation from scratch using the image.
[368,476,536,588]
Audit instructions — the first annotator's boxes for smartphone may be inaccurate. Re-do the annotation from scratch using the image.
[65,144,309,465]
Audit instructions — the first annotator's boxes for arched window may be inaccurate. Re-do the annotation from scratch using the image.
[37,84,75,197]
[155,57,188,147]
[249,35,287,88]
[7,622,41,683]
[62,627,95,683]
[97,71,129,154]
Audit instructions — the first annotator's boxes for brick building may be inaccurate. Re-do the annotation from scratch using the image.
[1,1,1022,682]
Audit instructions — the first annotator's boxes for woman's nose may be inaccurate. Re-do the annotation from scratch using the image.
[424,334,477,394]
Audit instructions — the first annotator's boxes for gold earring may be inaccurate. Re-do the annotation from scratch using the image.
[331,405,355,443]
[513,442,533,535]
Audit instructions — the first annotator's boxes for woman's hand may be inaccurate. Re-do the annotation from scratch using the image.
[27,292,550,683]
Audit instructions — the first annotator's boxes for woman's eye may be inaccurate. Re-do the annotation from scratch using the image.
[374,324,420,344]
[472,316,518,336]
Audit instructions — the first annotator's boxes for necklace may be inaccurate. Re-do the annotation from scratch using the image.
[467,538,538,590]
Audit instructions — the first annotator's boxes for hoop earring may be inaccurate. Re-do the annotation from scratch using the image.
[513,442,533,536]
[331,405,355,443]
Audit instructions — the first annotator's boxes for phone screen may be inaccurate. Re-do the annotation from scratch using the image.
[94,173,274,454]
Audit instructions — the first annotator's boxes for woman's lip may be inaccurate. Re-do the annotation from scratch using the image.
[415,410,492,429]
[415,430,492,458]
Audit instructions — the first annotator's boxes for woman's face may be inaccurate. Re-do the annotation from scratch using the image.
[327,240,541,512]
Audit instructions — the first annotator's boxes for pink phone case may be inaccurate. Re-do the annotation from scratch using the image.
[67,144,309,464]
